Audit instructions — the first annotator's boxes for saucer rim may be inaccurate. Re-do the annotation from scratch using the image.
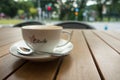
[10,39,73,62]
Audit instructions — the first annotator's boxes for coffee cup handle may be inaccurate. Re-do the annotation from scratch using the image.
[57,30,73,47]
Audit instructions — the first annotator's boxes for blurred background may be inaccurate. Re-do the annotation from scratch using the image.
[0,0,120,30]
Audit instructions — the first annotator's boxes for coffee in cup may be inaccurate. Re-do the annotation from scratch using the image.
[21,25,72,53]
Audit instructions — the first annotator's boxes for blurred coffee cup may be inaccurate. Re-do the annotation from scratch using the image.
[21,25,72,53]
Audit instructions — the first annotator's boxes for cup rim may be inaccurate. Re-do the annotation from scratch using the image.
[22,25,63,30]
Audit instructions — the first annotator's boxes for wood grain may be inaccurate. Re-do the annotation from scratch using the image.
[94,31,120,54]
[0,54,26,80]
[104,31,120,40]
[0,28,22,57]
[1,28,120,80]
[7,59,61,80]
[0,28,22,47]
[84,30,120,80]
[56,30,100,80]
[0,41,20,57]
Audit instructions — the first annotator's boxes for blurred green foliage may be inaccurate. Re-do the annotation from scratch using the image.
[0,0,120,21]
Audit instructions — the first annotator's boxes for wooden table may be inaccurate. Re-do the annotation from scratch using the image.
[0,28,120,80]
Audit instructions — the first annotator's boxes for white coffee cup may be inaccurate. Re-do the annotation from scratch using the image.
[21,25,72,53]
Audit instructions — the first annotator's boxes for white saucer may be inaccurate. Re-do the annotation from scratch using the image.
[10,39,73,62]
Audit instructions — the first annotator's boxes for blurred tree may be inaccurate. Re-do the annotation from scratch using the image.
[96,0,120,21]
[0,0,34,18]
[17,1,34,12]
[32,0,57,11]
[77,0,87,20]
[17,1,34,19]
[58,0,87,20]
[108,0,120,21]
[77,0,87,9]
[31,0,58,20]
[18,9,24,16]
[17,9,25,19]
[96,0,110,21]
[29,7,37,18]
[0,0,18,18]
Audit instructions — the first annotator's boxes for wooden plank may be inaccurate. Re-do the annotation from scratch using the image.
[0,54,26,80]
[94,31,120,54]
[0,28,22,47]
[0,28,22,57]
[84,30,120,80]
[0,41,21,57]
[0,28,18,33]
[7,59,61,80]
[104,31,120,40]
[0,36,22,47]
[56,30,100,80]
[0,28,20,39]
